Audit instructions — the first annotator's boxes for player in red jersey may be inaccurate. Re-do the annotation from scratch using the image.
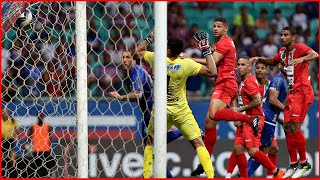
[185,17,259,176]
[227,57,285,178]
[255,62,270,102]
[250,26,319,178]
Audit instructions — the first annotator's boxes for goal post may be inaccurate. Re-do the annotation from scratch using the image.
[75,1,88,178]
[153,2,167,178]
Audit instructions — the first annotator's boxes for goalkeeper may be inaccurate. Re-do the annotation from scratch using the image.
[109,50,182,178]
[136,32,217,178]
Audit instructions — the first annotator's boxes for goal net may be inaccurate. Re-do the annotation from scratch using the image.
[2,2,154,178]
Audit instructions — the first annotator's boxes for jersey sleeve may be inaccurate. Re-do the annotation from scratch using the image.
[215,40,228,56]
[184,58,202,76]
[244,78,260,98]
[269,77,282,91]
[298,43,312,55]
[143,51,155,67]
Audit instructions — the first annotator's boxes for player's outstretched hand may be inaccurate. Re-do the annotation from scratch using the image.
[179,52,189,59]
[291,57,304,65]
[193,32,212,57]
[249,57,259,64]
[109,91,123,100]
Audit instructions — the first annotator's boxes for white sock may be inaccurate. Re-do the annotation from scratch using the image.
[225,173,232,178]
[266,175,273,178]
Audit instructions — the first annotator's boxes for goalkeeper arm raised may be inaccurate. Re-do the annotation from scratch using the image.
[193,32,218,77]
[132,32,154,59]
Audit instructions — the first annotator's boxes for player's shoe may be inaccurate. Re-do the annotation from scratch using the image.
[291,161,311,178]
[283,162,299,178]
[273,168,285,178]
[251,115,260,136]
[191,164,204,176]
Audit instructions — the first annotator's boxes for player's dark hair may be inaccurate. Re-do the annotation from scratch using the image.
[255,61,266,67]
[282,26,296,36]
[167,37,184,57]
[214,17,228,27]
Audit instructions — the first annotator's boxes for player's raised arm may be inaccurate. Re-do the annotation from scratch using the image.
[292,49,319,65]
[193,32,218,77]
[179,52,207,65]
[249,56,279,66]
[180,49,224,65]
[132,32,154,59]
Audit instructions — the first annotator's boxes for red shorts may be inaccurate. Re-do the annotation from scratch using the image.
[284,93,314,123]
[234,116,265,148]
[211,80,238,105]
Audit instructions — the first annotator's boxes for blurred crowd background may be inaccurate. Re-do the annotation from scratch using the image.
[2,2,319,102]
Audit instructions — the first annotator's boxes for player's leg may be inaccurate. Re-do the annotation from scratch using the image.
[191,100,222,176]
[143,110,157,178]
[283,93,313,178]
[166,127,182,178]
[234,145,248,178]
[190,137,214,178]
[283,121,299,178]
[225,151,237,178]
[175,110,214,178]
[248,122,275,177]
[267,140,279,178]
[204,85,237,156]
[247,147,284,178]
[244,120,284,178]
[291,97,312,178]
[291,119,311,178]
[205,99,225,155]
[247,146,268,177]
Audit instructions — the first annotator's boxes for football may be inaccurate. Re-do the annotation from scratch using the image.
[15,8,32,28]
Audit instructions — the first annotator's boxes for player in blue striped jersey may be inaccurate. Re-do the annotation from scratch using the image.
[247,65,288,177]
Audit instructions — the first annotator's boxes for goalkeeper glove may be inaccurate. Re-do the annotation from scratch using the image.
[145,33,154,44]
[193,32,212,57]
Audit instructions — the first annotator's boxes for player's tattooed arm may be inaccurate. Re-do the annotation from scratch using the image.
[132,32,155,59]
[238,94,261,112]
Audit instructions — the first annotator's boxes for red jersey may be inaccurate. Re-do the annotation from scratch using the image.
[273,43,313,93]
[258,80,270,101]
[238,75,264,116]
[215,36,237,85]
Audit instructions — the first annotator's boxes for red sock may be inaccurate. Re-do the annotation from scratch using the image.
[252,151,277,172]
[235,153,248,178]
[293,131,307,162]
[267,151,278,175]
[204,128,217,156]
[285,133,298,164]
[227,151,237,174]
[214,109,251,123]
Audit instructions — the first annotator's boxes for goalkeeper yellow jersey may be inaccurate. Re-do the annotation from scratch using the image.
[143,51,202,114]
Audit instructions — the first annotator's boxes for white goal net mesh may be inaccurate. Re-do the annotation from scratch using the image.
[2,1,154,178]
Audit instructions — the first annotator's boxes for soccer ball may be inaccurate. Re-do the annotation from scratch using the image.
[15,9,32,28]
